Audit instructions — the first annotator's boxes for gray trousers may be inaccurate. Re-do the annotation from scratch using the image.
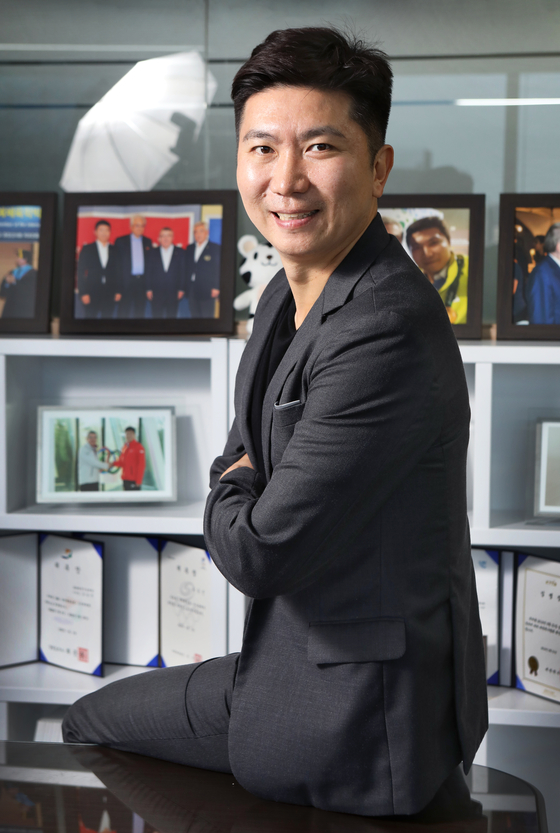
[62,653,239,773]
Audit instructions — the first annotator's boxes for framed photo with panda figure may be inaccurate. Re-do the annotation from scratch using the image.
[60,190,237,336]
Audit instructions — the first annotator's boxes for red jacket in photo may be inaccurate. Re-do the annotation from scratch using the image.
[115,439,146,485]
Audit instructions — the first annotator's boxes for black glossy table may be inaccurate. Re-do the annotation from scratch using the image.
[0,741,548,832]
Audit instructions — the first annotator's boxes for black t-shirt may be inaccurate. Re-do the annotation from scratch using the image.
[250,293,297,478]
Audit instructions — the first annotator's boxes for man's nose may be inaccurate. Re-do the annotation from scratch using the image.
[270,151,308,196]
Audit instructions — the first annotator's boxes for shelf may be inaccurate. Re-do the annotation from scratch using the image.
[0,662,154,705]
[0,499,207,535]
[0,336,221,360]
[488,686,560,728]
[459,341,560,364]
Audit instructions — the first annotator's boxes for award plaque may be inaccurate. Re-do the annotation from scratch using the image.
[159,542,226,667]
[471,549,500,684]
[516,554,560,702]
[39,534,104,676]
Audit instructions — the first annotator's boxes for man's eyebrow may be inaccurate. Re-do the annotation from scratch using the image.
[242,125,347,143]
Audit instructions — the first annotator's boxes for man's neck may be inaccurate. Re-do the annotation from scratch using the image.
[284,207,376,329]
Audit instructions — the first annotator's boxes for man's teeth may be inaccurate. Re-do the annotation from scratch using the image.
[276,212,315,220]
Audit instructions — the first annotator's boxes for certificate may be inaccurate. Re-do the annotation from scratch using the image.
[516,555,560,702]
[471,549,499,684]
[160,542,226,667]
[40,534,103,676]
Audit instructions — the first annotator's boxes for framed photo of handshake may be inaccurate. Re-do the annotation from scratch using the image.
[60,190,237,336]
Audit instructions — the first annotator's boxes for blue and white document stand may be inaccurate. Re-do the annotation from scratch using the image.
[95,535,159,667]
[516,554,560,703]
[0,534,39,668]
[471,548,500,684]
[160,542,227,667]
[40,534,104,676]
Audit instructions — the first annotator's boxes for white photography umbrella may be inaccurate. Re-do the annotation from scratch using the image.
[60,51,217,192]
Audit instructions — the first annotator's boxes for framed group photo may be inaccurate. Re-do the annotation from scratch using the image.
[378,194,485,339]
[497,194,560,339]
[60,190,237,336]
[0,192,56,333]
[37,407,176,503]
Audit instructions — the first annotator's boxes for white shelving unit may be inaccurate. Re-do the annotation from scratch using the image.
[2,336,560,742]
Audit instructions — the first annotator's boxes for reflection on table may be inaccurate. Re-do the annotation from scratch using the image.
[0,741,547,832]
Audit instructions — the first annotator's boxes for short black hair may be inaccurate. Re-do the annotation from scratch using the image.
[406,216,450,249]
[95,219,111,230]
[125,426,136,433]
[19,249,32,263]
[231,27,393,161]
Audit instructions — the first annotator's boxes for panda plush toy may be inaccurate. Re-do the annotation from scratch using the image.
[234,234,281,336]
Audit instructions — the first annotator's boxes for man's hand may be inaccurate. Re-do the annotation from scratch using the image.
[220,453,253,480]
[211,288,220,298]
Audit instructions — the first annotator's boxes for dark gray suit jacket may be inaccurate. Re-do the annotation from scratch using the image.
[204,215,488,817]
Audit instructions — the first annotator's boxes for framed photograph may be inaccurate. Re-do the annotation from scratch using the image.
[60,190,237,336]
[497,194,560,339]
[534,420,560,517]
[37,407,176,503]
[0,192,56,333]
[378,194,485,339]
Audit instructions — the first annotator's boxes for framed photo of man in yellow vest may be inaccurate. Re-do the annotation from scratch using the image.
[378,194,485,339]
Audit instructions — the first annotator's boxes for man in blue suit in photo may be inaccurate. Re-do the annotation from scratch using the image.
[146,227,185,319]
[528,223,560,324]
[183,221,221,318]
[114,214,153,318]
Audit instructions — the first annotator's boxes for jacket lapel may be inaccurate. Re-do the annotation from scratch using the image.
[260,215,391,481]
[237,273,291,467]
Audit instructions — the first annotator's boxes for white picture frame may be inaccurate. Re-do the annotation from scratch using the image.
[37,406,176,503]
[534,420,560,516]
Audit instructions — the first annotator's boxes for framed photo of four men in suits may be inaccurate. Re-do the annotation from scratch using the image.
[60,190,237,335]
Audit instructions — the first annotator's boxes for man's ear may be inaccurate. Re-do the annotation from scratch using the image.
[372,145,394,199]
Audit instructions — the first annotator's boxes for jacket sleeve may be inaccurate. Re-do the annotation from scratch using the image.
[135,446,146,485]
[204,309,445,599]
[77,247,88,296]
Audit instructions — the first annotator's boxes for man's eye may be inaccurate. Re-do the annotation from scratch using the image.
[255,146,274,155]
[310,143,331,152]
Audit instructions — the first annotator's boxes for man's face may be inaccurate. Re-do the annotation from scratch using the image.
[236,86,381,270]
[408,228,451,277]
[15,256,27,267]
[125,430,135,443]
[194,224,209,245]
[159,229,174,249]
[95,224,111,245]
[130,217,146,237]
[87,433,97,448]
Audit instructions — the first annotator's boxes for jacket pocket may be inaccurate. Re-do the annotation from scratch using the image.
[308,617,406,664]
[272,400,305,428]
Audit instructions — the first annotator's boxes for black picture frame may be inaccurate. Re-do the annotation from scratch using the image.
[60,190,237,336]
[0,192,56,334]
[378,193,485,339]
[497,193,560,340]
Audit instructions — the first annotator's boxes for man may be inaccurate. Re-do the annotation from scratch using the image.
[63,27,487,818]
[406,216,469,324]
[78,431,109,492]
[76,220,120,319]
[0,249,37,318]
[146,227,185,318]
[114,215,153,318]
[183,221,221,317]
[528,223,560,324]
[113,426,145,490]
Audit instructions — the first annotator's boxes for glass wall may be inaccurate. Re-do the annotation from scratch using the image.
[1,0,560,322]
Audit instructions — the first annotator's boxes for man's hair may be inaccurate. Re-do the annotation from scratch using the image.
[87,430,97,436]
[130,214,146,226]
[194,221,208,229]
[160,227,173,233]
[543,223,560,254]
[231,27,393,161]
[95,220,111,230]
[125,426,136,433]
[406,216,450,249]
[18,249,32,263]
[535,235,546,244]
